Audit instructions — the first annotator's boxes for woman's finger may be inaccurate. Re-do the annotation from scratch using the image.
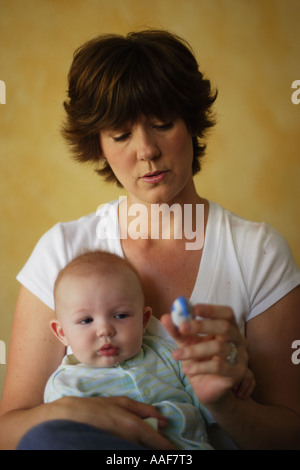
[113,396,168,425]
[173,338,234,361]
[181,355,246,379]
[179,317,243,344]
[160,313,182,340]
[193,304,236,322]
[86,397,175,450]
[233,370,256,399]
[162,312,242,351]
[174,340,248,372]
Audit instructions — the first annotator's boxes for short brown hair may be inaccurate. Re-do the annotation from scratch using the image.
[62,29,217,186]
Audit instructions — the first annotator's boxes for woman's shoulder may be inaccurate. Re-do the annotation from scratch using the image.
[209,200,300,281]
[209,200,289,251]
[16,200,121,309]
[55,199,119,237]
[33,199,120,252]
[208,201,300,320]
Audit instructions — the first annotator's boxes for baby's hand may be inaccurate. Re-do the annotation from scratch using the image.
[233,368,256,399]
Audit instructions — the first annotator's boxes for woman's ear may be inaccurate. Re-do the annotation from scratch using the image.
[49,319,69,347]
[142,307,152,333]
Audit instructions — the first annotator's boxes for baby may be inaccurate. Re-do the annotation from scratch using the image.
[45,250,254,449]
[45,250,215,449]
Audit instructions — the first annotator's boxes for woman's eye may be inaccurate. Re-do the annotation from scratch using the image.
[113,132,130,142]
[154,121,173,131]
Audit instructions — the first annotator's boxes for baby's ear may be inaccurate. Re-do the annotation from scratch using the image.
[142,307,152,332]
[49,319,69,347]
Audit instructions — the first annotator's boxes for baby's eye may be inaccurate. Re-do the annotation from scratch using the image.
[79,317,93,325]
[114,313,128,320]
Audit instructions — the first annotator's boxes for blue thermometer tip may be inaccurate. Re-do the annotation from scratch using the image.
[171,296,193,327]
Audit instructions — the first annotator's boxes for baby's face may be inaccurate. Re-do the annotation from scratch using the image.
[55,268,150,367]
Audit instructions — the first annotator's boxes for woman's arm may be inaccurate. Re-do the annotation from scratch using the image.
[0,287,174,450]
[162,286,300,449]
[0,286,65,449]
[214,286,300,450]
[1,287,65,409]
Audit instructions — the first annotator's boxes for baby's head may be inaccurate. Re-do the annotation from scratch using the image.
[50,250,152,367]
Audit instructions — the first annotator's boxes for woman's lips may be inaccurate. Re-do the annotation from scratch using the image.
[141,170,168,184]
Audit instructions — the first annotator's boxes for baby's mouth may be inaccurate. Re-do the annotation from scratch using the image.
[99,344,119,356]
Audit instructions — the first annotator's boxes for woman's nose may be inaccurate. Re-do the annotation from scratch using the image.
[136,128,160,161]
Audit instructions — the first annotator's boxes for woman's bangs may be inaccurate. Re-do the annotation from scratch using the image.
[104,58,175,129]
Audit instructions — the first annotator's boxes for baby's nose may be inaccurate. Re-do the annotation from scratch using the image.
[96,322,115,338]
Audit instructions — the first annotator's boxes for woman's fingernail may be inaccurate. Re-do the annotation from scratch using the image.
[180,321,191,333]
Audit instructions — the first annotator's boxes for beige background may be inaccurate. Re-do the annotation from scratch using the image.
[0,0,299,397]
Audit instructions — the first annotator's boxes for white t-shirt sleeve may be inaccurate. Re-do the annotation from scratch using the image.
[236,222,300,321]
[16,223,70,310]
[16,202,123,310]
[191,203,300,328]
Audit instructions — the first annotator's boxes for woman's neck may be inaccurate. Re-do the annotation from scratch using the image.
[118,187,207,249]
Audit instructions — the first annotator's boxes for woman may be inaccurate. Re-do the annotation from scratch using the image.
[0,30,299,450]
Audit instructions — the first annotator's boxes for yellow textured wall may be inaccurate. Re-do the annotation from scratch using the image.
[0,0,299,397]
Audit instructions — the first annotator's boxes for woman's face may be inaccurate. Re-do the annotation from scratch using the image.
[99,116,195,205]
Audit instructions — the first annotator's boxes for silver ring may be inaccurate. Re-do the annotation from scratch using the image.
[226,342,238,365]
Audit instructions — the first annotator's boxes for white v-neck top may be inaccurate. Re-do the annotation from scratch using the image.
[17,200,300,334]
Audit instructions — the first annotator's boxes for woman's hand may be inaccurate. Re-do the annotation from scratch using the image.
[161,304,249,406]
[233,367,256,400]
[51,395,175,450]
